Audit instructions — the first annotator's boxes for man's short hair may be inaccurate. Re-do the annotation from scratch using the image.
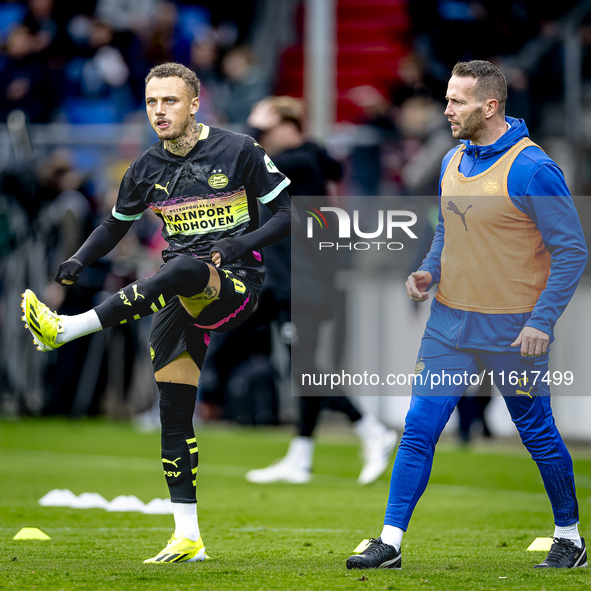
[451,60,507,114]
[267,96,304,132]
[145,63,201,98]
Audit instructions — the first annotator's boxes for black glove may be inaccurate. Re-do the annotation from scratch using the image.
[55,257,84,286]
[209,239,246,267]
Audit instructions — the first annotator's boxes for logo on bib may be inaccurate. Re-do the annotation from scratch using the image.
[483,180,500,193]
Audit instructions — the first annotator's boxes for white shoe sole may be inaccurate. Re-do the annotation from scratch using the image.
[145,547,209,564]
[185,548,208,562]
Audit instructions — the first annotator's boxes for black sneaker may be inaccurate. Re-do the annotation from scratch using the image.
[346,537,401,570]
[534,537,587,569]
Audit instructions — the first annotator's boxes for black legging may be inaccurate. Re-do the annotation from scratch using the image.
[95,255,209,328]
[293,311,362,437]
[298,395,362,437]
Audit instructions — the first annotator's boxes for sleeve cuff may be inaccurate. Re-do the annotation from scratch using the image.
[112,206,144,221]
[258,177,291,204]
[524,318,552,337]
[418,266,440,290]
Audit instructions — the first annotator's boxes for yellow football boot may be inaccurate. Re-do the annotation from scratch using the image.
[21,289,64,351]
[143,533,209,563]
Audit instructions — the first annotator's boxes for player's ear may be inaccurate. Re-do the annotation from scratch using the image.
[191,97,200,116]
[484,98,498,119]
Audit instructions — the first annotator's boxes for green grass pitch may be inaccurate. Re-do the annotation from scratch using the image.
[1,418,590,590]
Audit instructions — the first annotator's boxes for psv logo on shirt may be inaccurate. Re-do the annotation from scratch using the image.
[208,169,229,188]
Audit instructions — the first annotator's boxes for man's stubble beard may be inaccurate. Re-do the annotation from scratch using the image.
[455,107,486,141]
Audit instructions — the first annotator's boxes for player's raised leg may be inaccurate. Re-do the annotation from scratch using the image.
[21,288,101,351]
[21,256,216,351]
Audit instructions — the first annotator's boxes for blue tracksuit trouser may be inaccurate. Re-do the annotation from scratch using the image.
[384,335,579,530]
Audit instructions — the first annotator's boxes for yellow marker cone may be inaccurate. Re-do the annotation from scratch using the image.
[353,539,371,554]
[527,537,553,551]
[13,527,51,541]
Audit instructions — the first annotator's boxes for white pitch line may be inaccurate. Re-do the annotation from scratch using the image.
[0,526,361,534]
[1,447,359,482]
[427,483,549,501]
[0,527,171,532]
[4,447,159,471]
[229,527,362,533]
[3,447,590,498]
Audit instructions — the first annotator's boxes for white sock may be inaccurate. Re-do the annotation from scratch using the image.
[172,502,200,541]
[354,414,388,443]
[380,525,404,550]
[284,437,314,471]
[554,523,582,547]
[56,310,102,344]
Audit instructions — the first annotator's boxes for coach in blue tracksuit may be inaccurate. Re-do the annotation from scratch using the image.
[347,60,588,571]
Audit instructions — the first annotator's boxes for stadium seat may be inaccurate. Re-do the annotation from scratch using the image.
[60,98,121,124]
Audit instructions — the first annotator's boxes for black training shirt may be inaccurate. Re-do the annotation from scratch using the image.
[112,124,291,270]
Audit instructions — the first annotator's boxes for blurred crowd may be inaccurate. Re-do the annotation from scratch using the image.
[1,1,591,445]
[0,0,267,124]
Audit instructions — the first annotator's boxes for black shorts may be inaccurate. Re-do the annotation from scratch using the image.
[150,266,258,372]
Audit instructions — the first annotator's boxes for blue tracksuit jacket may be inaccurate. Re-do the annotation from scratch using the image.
[419,116,587,351]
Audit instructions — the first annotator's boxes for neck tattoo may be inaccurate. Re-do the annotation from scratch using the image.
[165,120,201,156]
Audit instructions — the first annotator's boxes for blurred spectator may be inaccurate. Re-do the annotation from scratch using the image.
[95,0,160,35]
[144,2,191,66]
[191,36,220,88]
[491,59,535,128]
[37,148,159,416]
[63,17,133,121]
[391,53,435,107]
[213,96,397,484]
[199,0,257,46]
[214,46,270,124]
[247,96,342,316]
[23,0,61,60]
[0,24,57,122]
[344,85,396,196]
[0,3,27,46]
[390,95,455,196]
[24,150,97,415]
[34,150,93,273]
[190,36,222,124]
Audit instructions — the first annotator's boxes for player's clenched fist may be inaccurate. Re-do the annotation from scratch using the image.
[55,257,84,286]
[210,251,221,268]
[406,271,432,303]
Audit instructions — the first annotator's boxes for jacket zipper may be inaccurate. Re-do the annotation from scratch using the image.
[455,310,466,349]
